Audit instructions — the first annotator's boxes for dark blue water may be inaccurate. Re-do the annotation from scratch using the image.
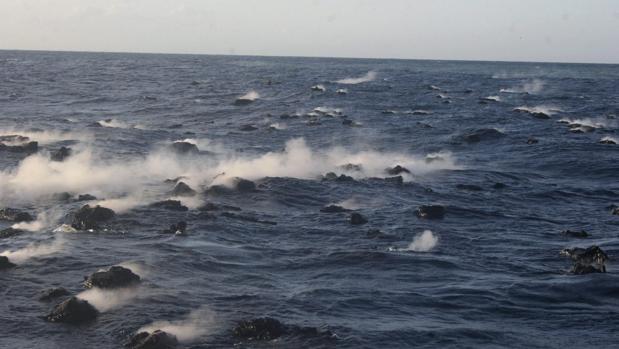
[1,50,618,348]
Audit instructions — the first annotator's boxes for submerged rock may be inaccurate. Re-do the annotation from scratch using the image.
[571,263,604,275]
[385,165,410,176]
[150,200,188,212]
[561,230,589,238]
[416,205,445,219]
[45,297,99,324]
[0,256,16,269]
[171,182,196,197]
[599,138,617,145]
[84,265,141,289]
[350,213,368,225]
[169,141,199,155]
[50,146,72,162]
[0,227,25,239]
[527,137,539,144]
[239,124,258,132]
[320,205,350,213]
[38,287,71,302]
[0,208,34,222]
[127,330,179,349]
[461,129,505,143]
[163,221,187,235]
[71,205,115,230]
[233,317,288,340]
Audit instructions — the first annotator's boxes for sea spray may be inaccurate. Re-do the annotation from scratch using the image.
[137,306,217,343]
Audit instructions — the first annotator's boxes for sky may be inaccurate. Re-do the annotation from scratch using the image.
[0,0,618,63]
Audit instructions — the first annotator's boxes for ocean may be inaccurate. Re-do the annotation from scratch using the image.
[0,50,618,348]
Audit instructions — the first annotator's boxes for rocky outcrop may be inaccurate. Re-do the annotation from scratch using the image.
[0,208,34,222]
[45,297,99,324]
[149,200,188,212]
[350,213,368,225]
[126,330,179,349]
[83,266,141,289]
[50,146,72,162]
[416,205,445,219]
[71,205,115,230]
[171,182,196,197]
[0,256,16,270]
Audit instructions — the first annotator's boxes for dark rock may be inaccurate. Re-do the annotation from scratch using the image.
[531,112,550,119]
[234,99,255,106]
[84,266,141,289]
[171,182,196,197]
[50,146,72,162]
[163,221,187,235]
[385,165,410,175]
[169,141,199,155]
[492,182,507,189]
[45,297,99,324]
[561,230,589,238]
[0,256,16,269]
[322,173,354,182]
[239,125,258,132]
[384,176,404,185]
[164,176,187,184]
[600,139,617,145]
[561,245,608,272]
[416,205,445,219]
[320,205,350,213]
[0,208,34,222]
[571,263,604,275]
[233,178,257,192]
[0,141,38,153]
[38,287,70,302]
[53,192,73,202]
[311,85,325,92]
[340,163,362,172]
[461,129,505,143]
[342,119,353,126]
[76,194,97,201]
[233,317,287,340]
[527,138,539,144]
[71,205,115,230]
[0,227,24,239]
[366,229,395,240]
[382,110,396,115]
[149,200,188,212]
[456,184,483,191]
[127,330,179,349]
[0,134,30,143]
[350,212,368,225]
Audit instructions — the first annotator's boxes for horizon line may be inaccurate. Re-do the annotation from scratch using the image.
[1,48,618,66]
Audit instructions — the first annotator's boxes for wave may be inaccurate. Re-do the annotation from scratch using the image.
[0,138,458,213]
[500,79,545,94]
[336,71,376,85]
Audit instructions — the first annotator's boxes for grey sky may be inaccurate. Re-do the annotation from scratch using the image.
[1,0,618,63]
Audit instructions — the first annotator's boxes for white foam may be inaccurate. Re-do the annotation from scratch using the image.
[500,79,545,94]
[406,230,438,252]
[336,71,377,85]
[1,237,64,264]
[237,90,259,101]
[138,307,217,343]
[76,286,145,312]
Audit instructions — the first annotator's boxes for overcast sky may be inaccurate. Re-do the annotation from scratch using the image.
[1,0,618,63]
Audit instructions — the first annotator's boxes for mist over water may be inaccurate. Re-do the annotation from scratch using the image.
[1,52,618,349]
